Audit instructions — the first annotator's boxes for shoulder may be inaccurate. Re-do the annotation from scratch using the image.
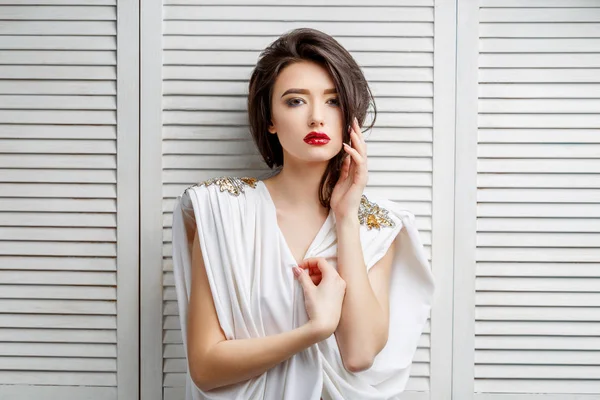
[358,192,417,232]
[184,176,260,198]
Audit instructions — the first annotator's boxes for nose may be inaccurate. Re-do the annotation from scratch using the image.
[309,103,325,127]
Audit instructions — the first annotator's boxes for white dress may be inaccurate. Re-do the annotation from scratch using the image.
[172,176,435,400]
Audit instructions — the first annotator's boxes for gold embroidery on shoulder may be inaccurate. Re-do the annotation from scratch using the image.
[358,195,395,230]
[187,176,258,196]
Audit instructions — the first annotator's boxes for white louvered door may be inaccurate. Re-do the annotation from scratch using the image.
[0,1,139,399]
[143,1,452,399]
[454,0,600,398]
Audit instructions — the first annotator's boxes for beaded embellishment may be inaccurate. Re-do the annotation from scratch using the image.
[187,176,258,196]
[358,195,395,230]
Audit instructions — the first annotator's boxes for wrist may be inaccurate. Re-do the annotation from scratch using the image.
[304,321,333,343]
[335,215,360,230]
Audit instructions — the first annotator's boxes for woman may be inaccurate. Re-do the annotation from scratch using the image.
[172,28,435,400]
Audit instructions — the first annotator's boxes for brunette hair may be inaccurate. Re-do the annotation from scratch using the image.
[247,28,377,208]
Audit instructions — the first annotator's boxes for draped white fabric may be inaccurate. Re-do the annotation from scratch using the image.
[172,179,435,400]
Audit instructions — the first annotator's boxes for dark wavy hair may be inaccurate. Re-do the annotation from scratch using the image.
[247,28,377,208]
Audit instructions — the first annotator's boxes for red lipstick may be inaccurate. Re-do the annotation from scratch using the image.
[303,131,330,146]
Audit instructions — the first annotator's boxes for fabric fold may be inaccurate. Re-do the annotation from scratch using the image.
[172,181,435,400]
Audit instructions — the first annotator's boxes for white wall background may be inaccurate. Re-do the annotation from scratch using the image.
[0,0,598,399]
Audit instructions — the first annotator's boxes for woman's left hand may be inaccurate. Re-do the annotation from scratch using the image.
[330,117,368,220]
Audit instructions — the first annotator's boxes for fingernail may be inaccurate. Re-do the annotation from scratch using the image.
[292,267,300,277]
[354,117,358,125]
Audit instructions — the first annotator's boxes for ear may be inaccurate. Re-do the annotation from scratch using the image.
[268,121,277,134]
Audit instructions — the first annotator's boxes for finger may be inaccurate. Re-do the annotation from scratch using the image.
[343,143,364,169]
[293,266,315,290]
[303,258,335,278]
[353,117,364,142]
[350,130,366,159]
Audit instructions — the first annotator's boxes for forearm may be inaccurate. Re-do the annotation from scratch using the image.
[194,322,324,391]
[335,217,387,370]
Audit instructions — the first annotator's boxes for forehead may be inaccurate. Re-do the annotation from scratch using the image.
[274,61,335,93]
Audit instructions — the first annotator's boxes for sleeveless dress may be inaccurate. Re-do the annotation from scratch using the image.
[171,176,435,400]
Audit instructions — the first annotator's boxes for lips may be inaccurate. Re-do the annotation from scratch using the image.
[304,132,330,145]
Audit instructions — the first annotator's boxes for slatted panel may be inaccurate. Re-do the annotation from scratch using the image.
[161,1,435,399]
[0,1,120,398]
[476,0,600,395]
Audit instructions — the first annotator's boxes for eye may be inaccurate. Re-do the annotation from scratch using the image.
[286,98,305,107]
[327,98,340,106]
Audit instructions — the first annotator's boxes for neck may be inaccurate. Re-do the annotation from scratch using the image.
[268,158,329,211]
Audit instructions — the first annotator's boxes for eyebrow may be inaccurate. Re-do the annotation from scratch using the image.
[280,88,338,98]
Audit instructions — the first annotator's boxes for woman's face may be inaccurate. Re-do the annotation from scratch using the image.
[268,60,344,165]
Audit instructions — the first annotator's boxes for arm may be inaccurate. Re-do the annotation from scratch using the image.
[334,217,396,372]
[187,230,326,392]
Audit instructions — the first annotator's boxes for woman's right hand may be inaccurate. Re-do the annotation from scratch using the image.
[293,258,346,340]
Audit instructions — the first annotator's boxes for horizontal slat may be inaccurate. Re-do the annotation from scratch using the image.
[477,247,600,262]
[481,38,600,53]
[2,5,115,20]
[0,285,115,300]
[0,328,116,343]
[482,0,600,6]
[480,83,600,98]
[476,306,600,321]
[0,198,115,212]
[164,36,433,52]
[0,314,115,329]
[0,169,116,183]
[480,23,600,39]
[478,203,600,218]
[476,364,600,379]
[0,227,115,241]
[0,21,116,35]
[0,154,116,169]
[0,242,115,257]
[0,125,116,139]
[0,356,115,371]
[0,110,116,124]
[0,51,116,65]
[479,159,600,174]
[0,95,115,109]
[478,129,600,143]
[474,379,600,394]
[0,256,115,271]
[0,299,115,314]
[477,189,600,203]
[1,139,116,154]
[476,277,600,292]
[0,183,115,198]
[477,263,600,277]
[0,385,116,399]
[477,232,600,247]
[480,68,600,83]
[479,99,600,114]
[0,80,116,95]
[0,270,115,285]
[0,342,116,357]
[0,35,116,50]
[480,8,600,23]
[0,65,116,80]
[164,0,433,4]
[165,6,433,22]
[476,336,600,351]
[478,174,600,189]
[2,212,116,227]
[164,21,434,37]
[476,320,600,336]
[476,292,600,306]
[479,114,600,129]
[0,371,115,386]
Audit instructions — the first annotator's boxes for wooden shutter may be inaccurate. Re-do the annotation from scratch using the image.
[157,1,439,399]
[0,1,139,399]
[475,0,600,396]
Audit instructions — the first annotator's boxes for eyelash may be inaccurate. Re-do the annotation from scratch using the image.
[286,98,340,107]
